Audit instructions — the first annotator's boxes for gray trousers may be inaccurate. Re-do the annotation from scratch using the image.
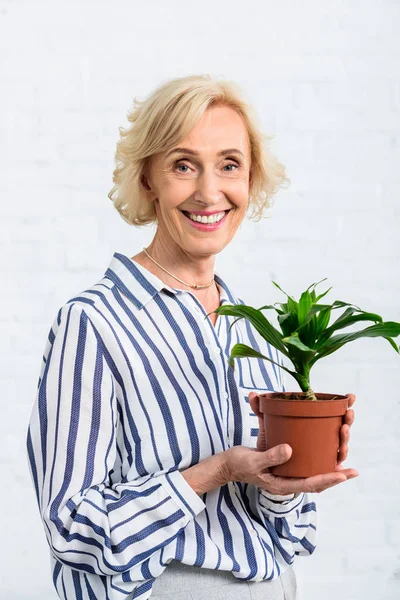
[150,559,297,600]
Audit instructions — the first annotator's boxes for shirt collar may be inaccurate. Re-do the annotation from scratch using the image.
[104,252,240,310]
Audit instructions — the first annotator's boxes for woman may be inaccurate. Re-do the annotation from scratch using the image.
[26,74,357,600]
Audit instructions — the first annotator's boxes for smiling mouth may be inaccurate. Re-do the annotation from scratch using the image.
[180,209,231,219]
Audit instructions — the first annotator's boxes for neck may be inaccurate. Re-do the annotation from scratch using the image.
[132,239,219,300]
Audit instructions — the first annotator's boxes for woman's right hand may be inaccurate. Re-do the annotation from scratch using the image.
[225,444,359,495]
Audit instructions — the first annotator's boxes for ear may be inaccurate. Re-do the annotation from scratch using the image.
[140,173,152,192]
[140,167,157,203]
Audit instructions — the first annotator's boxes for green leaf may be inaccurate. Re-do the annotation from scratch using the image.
[278,302,289,313]
[305,300,360,322]
[282,332,317,353]
[310,321,400,366]
[330,306,381,329]
[306,277,328,293]
[278,311,299,336]
[316,307,332,337]
[298,313,318,348]
[226,343,297,379]
[211,304,288,355]
[384,336,400,353]
[258,304,277,311]
[315,310,384,349]
[271,281,294,301]
[315,286,333,302]
[229,316,245,329]
[298,290,313,326]
[287,296,299,314]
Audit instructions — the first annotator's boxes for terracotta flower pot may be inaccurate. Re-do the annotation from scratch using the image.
[259,392,350,478]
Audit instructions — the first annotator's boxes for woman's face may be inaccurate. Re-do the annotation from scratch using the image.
[143,104,252,258]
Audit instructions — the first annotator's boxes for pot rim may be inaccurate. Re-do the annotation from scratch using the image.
[258,392,349,401]
[259,392,349,417]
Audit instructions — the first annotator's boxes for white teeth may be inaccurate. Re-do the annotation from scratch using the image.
[185,211,226,224]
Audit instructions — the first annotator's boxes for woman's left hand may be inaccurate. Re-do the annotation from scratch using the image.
[248,391,356,470]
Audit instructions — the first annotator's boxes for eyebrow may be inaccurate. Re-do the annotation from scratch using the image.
[165,147,245,160]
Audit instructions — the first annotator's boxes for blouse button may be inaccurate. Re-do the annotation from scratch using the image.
[254,576,263,582]
[251,529,258,537]
[224,392,229,399]
[214,347,221,354]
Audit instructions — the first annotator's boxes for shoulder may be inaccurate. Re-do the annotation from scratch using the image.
[52,276,117,341]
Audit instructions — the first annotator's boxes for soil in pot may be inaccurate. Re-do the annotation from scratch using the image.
[259,392,349,478]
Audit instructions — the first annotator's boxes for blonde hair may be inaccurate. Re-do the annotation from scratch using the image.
[108,74,290,226]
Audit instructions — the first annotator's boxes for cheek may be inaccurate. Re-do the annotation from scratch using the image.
[230,179,250,200]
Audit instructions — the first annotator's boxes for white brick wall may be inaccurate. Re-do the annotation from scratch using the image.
[1,1,399,598]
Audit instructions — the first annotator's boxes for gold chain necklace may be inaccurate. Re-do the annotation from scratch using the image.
[142,247,215,290]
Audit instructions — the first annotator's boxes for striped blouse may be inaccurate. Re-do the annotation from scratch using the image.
[26,251,317,600]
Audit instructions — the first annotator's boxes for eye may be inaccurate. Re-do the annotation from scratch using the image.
[173,159,240,173]
[175,162,191,173]
[223,156,241,171]
[223,162,239,172]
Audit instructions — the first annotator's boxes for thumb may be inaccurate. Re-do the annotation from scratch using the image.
[261,444,292,468]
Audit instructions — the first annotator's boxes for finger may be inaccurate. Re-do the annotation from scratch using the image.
[339,424,351,446]
[303,471,348,492]
[262,472,347,495]
[261,467,358,495]
[344,408,355,427]
[248,393,262,417]
[298,469,359,493]
[248,392,258,414]
[346,394,356,408]
[337,444,348,465]
[338,422,352,464]
[316,468,359,492]
[314,478,348,493]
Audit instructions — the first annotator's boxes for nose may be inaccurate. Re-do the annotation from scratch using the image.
[193,169,224,206]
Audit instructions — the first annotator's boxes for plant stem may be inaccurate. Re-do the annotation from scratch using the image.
[292,372,317,400]
[305,388,318,401]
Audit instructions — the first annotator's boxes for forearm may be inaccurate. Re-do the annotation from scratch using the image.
[181,450,230,495]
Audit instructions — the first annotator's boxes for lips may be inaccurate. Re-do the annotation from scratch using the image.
[180,209,231,218]
[180,208,231,230]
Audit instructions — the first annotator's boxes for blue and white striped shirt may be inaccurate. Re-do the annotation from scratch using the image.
[26,251,317,600]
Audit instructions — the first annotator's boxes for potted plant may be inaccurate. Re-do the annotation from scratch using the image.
[210,278,400,478]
